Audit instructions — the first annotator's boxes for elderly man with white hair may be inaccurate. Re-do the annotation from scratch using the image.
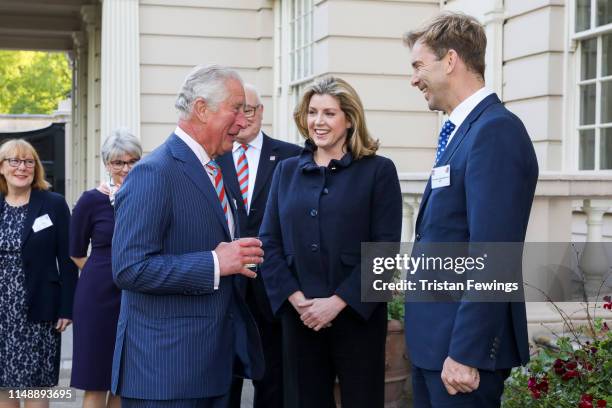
[111,64,265,408]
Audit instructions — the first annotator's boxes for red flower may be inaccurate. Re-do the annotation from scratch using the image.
[531,389,541,400]
[566,360,578,370]
[536,379,549,393]
[604,295,612,310]
[591,347,598,354]
[597,401,607,407]
[527,377,537,390]
[582,395,594,402]
[554,359,564,368]
[584,362,594,371]
[581,402,594,408]
[554,366,566,375]
[562,370,580,381]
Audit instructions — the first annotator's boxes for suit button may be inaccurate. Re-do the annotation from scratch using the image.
[490,354,495,359]
[415,233,421,241]
[310,209,318,217]
[228,313,234,320]
[322,188,329,195]
[310,244,319,252]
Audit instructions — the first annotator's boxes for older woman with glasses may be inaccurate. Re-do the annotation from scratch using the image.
[69,128,142,408]
[0,139,77,408]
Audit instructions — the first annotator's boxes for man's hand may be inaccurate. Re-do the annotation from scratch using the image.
[299,295,346,331]
[215,238,263,278]
[441,356,480,395]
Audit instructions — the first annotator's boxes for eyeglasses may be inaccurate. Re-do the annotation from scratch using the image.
[109,159,139,170]
[244,104,261,118]
[3,158,36,168]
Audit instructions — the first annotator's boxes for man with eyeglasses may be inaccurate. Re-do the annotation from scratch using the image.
[218,84,302,408]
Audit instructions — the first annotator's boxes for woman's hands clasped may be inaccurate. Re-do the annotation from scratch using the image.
[289,291,346,331]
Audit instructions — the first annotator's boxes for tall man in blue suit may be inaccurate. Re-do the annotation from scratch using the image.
[218,84,302,408]
[111,65,265,408]
[402,13,538,407]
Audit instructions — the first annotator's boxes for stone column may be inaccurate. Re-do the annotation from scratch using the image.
[100,0,140,142]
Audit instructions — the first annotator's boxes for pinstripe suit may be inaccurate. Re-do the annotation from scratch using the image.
[111,133,264,403]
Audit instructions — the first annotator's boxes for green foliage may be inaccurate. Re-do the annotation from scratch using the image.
[388,294,405,321]
[0,50,71,114]
[502,317,612,408]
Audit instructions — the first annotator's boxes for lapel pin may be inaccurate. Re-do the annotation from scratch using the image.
[270,156,276,161]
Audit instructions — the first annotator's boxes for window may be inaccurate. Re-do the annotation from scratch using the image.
[274,0,314,143]
[575,0,612,170]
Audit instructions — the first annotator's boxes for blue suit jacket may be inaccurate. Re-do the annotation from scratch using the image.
[404,94,538,371]
[111,133,264,400]
[217,133,302,321]
[260,143,403,320]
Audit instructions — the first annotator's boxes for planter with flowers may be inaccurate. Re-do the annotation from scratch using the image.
[502,295,612,407]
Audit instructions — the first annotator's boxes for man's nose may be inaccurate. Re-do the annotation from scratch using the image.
[410,75,419,87]
[236,111,247,128]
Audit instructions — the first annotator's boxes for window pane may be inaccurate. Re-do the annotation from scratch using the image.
[579,129,596,170]
[600,127,612,169]
[604,33,612,77]
[580,84,596,125]
[597,0,612,26]
[581,38,597,80]
[602,80,612,123]
[576,0,591,31]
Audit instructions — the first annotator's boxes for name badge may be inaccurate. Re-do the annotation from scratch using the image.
[431,165,451,189]
[32,214,53,232]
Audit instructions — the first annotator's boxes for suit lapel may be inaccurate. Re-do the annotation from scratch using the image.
[416,94,501,230]
[251,133,277,204]
[168,134,231,238]
[21,189,43,248]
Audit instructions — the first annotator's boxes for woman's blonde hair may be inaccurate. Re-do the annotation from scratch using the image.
[294,76,379,160]
[0,139,50,195]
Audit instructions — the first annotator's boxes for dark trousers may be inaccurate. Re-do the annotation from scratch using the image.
[121,394,229,408]
[411,364,511,408]
[282,304,387,408]
[229,284,284,408]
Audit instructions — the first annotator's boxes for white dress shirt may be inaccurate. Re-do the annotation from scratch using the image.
[446,87,495,146]
[175,126,236,290]
[232,131,263,214]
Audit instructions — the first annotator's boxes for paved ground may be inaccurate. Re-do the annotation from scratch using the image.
[50,327,254,407]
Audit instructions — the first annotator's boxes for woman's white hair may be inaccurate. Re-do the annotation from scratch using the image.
[101,127,142,165]
[175,64,243,119]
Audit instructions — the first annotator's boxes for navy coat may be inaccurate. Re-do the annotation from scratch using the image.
[404,94,538,371]
[1,190,77,322]
[218,133,302,321]
[111,134,264,400]
[260,142,403,320]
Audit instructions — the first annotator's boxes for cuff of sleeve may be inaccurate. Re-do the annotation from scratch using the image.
[212,250,220,290]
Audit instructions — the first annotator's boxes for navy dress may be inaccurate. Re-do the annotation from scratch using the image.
[69,189,120,390]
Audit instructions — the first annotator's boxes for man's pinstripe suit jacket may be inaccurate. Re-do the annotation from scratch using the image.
[110,133,264,400]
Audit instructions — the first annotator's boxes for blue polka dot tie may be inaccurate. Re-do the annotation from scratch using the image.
[435,120,456,165]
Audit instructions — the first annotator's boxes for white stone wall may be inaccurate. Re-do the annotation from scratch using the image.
[138,0,274,154]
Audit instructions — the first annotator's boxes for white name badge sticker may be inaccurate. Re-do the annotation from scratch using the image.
[32,214,53,232]
[431,165,451,189]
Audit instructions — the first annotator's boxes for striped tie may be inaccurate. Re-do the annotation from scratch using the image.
[236,144,249,209]
[205,160,229,219]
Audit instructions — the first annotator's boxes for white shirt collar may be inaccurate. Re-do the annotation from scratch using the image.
[174,126,212,165]
[233,130,263,153]
[448,87,494,129]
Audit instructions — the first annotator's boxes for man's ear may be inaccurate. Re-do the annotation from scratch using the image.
[193,98,208,123]
[445,49,459,74]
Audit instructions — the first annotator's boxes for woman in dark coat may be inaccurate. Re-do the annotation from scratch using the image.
[260,77,403,408]
[69,128,141,408]
[0,139,77,408]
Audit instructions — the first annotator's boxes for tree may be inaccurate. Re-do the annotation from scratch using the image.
[0,50,71,114]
